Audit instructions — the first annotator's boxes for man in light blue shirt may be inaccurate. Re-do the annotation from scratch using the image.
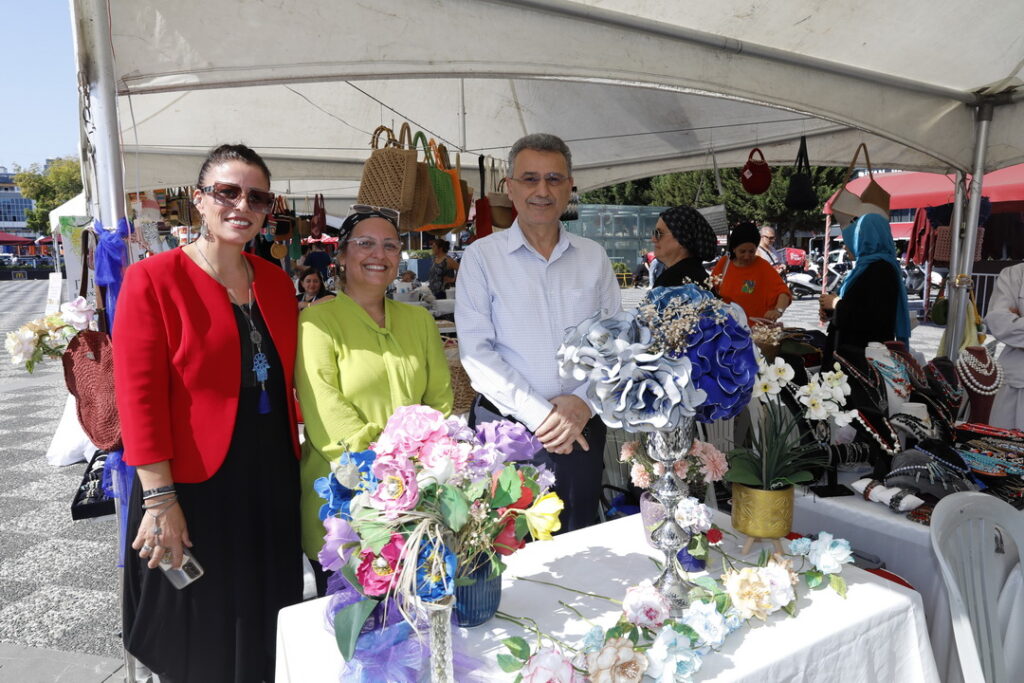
[456,133,621,531]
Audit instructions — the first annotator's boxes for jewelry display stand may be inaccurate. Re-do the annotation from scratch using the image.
[865,343,909,416]
[955,345,1003,424]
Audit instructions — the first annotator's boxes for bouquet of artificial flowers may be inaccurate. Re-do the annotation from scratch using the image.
[315,405,563,662]
[558,284,757,432]
[4,296,95,372]
[620,438,729,493]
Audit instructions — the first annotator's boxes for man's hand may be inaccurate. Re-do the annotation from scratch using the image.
[534,395,592,455]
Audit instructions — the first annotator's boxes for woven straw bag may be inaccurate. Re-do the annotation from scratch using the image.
[489,177,517,229]
[357,125,418,212]
[413,131,457,229]
[444,340,476,415]
[399,124,439,231]
[831,143,890,226]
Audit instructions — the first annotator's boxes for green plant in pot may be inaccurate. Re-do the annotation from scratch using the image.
[727,357,855,538]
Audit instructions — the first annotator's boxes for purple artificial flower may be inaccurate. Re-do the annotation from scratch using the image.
[445,415,478,443]
[535,464,557,491]
[476,420,542,462]
[318,516,359,572]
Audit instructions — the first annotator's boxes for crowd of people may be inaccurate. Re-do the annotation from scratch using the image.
[108,135,1020,682]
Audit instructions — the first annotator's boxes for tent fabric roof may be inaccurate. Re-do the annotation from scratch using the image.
[823,163,1024,212]
[78,0,1024,193]
[0,232,33,245]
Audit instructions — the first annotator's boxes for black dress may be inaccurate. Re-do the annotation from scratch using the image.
[654,256,710,288]
[823,261,899,367]
[122,303,302,683]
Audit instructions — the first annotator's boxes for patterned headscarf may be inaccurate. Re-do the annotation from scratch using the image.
[659,206,718,262]
[338,209,399,248]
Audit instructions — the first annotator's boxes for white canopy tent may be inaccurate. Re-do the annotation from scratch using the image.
[70,0,1024,354]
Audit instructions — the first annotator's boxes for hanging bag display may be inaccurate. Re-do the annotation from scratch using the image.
[413,131,456,229]
[488,160,517,228]
[474,155,493,238]
[560,186,580,222]
[62,230,122,452]
[357,125,418,211]
[417,139,465,234]
[785,136,818,210]
[831,143,890,226]
[740,148,772,195]
[399,123,438,231]
[455,152,473,221]
[310,193,326,239]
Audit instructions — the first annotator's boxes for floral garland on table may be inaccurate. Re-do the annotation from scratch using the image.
[4,297,96,371]
[557,284,757,431]
[497,500,854,682]
[314,405,564,678]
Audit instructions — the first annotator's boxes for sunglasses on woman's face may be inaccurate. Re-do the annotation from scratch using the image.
[200,182,276,214]
[652,227,667,240]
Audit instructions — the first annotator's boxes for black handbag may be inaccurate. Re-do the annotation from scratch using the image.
[785,136,818,211]
[70,450,116,521]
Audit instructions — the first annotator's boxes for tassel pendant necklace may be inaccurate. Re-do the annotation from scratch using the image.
[196,245,272,414]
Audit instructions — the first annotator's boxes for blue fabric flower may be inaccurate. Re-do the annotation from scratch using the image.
[680,600,728,654]
[643,284,714,312]
[647,625,704,683]
[415,540,457,602]
[315,449,380,521]
[313,474,353,521]
[787,537,812,556]
[685,309,757,422]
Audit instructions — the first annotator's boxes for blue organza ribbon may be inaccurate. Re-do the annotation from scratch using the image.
[100,449,136,568]
[93,218,130,327]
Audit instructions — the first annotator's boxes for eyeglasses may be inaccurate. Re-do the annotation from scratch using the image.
[200,182,276,214]
[508,173,569,188]
[350,204,400,222]
[349,237,403,255]
[652,227,667,240]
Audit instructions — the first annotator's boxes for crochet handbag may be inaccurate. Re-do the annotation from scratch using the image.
[740,147,772,195]
[357,125,418,212]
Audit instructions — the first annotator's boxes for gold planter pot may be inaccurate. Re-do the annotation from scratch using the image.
[731,483,794,538]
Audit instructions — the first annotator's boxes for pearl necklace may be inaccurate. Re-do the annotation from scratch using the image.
[867,354,912,400]
[955,351,1004,396]
[855,410,900,456]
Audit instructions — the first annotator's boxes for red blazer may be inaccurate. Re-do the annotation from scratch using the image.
[113,248,300,482]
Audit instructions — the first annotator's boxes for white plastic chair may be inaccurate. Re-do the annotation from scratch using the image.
[930,492,1024,683]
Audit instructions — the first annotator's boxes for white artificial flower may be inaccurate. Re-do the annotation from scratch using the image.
[5,328,38,365]
[768,357,795,384]
[60,296,95,331]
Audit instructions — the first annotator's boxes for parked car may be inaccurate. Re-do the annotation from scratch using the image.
[0,254,14,267]
[13,256,41,268]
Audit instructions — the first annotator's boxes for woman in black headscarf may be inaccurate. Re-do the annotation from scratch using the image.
[651,206,719,288]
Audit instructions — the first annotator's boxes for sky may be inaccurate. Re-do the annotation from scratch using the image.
[2,2,79,170]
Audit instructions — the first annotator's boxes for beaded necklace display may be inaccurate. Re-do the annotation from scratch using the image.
[926,363,965,407]
[884,343,928,387]
[955,350,1004,396]
[891,413,934,441]
[913,444,971,475]
[834,353,887,410]
[854,410,900,456]
[196,246,272,414]
[866,352,912,400]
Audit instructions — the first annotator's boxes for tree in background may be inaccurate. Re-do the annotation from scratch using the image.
[14,158,83,235]
[583,164,848,246]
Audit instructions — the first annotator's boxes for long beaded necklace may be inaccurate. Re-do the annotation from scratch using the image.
[926,363,964,407]
[854,410,900,456]
[196,245,272,414]
[884,342,928,387]
[866,352,912,400]
[834,353,887,411]
[913,444,971,475]
[955,350,1004,396]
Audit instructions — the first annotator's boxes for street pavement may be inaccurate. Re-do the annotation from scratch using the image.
[0,280,947,682]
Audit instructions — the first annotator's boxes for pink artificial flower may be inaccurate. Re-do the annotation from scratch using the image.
[369,455,419,519]
[620,441,640,463]
[621,579,671,628]
[697,444,729,483]
[376,405,448,456]
[419,436,471,474]
[355,534,406,596]
[672,460,689,480]
[630,462,651,489]
[521,646,582,683]
[318,516,359,572]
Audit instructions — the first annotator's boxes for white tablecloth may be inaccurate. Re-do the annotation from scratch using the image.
[277,512,938,682]
[792,483,960,682]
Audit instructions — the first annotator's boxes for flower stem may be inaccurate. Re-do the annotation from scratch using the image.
[513,576,621,604]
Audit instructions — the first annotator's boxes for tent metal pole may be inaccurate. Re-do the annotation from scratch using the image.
[459,79,467,153]
[946,171,966,297]
[946,104,993,361]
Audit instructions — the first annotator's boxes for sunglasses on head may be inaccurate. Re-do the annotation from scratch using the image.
[350,204,400,222]
[200,182,276,214]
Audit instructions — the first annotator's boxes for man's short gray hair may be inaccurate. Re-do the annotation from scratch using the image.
[760,225,777,236]
[508,133,572,177]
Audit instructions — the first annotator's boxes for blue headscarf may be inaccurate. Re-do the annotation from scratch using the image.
[839,214,911,343]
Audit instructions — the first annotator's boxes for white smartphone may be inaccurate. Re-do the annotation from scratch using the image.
[159,550,205,589]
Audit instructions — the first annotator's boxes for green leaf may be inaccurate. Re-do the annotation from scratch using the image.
[514,674,523,683]
[714,592,731,614]
[782,600,797,617]
[333,599,379,661]
[688,533,709,560]
[830,574,848,599]
[454,576,477,586]
[693,576,719,592]
[723,458,764,486]
[503,636,531,660]
[465,478,488,501]
[439,484,470,531]
[359,522,392,554]
[341,563,362,596]
[672,623,701,646]
[497,654,525,672]
[491,465,521,508]
[757,548,769,567]
[514,513,530,540]
[627,625,640,645]
[804,570,824,589]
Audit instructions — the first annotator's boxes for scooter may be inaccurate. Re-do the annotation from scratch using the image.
[786,260,845,298]
[902,261,943,298]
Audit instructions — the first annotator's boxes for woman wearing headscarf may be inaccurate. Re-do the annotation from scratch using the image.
[295,206,453,590]
[652,206,719,288]
[711,221,791,321]
[819,213,911,365]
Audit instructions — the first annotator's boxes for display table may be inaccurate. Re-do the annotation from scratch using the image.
[792,483,961,681]
[277,511,938,682]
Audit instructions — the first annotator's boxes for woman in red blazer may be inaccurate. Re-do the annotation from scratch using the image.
[113,144,302,683]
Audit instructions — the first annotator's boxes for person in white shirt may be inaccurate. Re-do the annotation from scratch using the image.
[984,262,1024,429]
[456,133,621,531]
[756,225,785,273]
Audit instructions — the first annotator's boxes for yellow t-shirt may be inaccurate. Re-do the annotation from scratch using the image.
[295,293,453,558]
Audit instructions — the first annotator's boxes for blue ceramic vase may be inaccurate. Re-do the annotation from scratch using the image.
[454,559,502,627]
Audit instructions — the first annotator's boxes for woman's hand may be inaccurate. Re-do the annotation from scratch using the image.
[762,308,783,322]
[819,293,839,311]
[132,496,192,570]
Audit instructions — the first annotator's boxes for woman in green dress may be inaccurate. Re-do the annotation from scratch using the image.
[295,206,453,588]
